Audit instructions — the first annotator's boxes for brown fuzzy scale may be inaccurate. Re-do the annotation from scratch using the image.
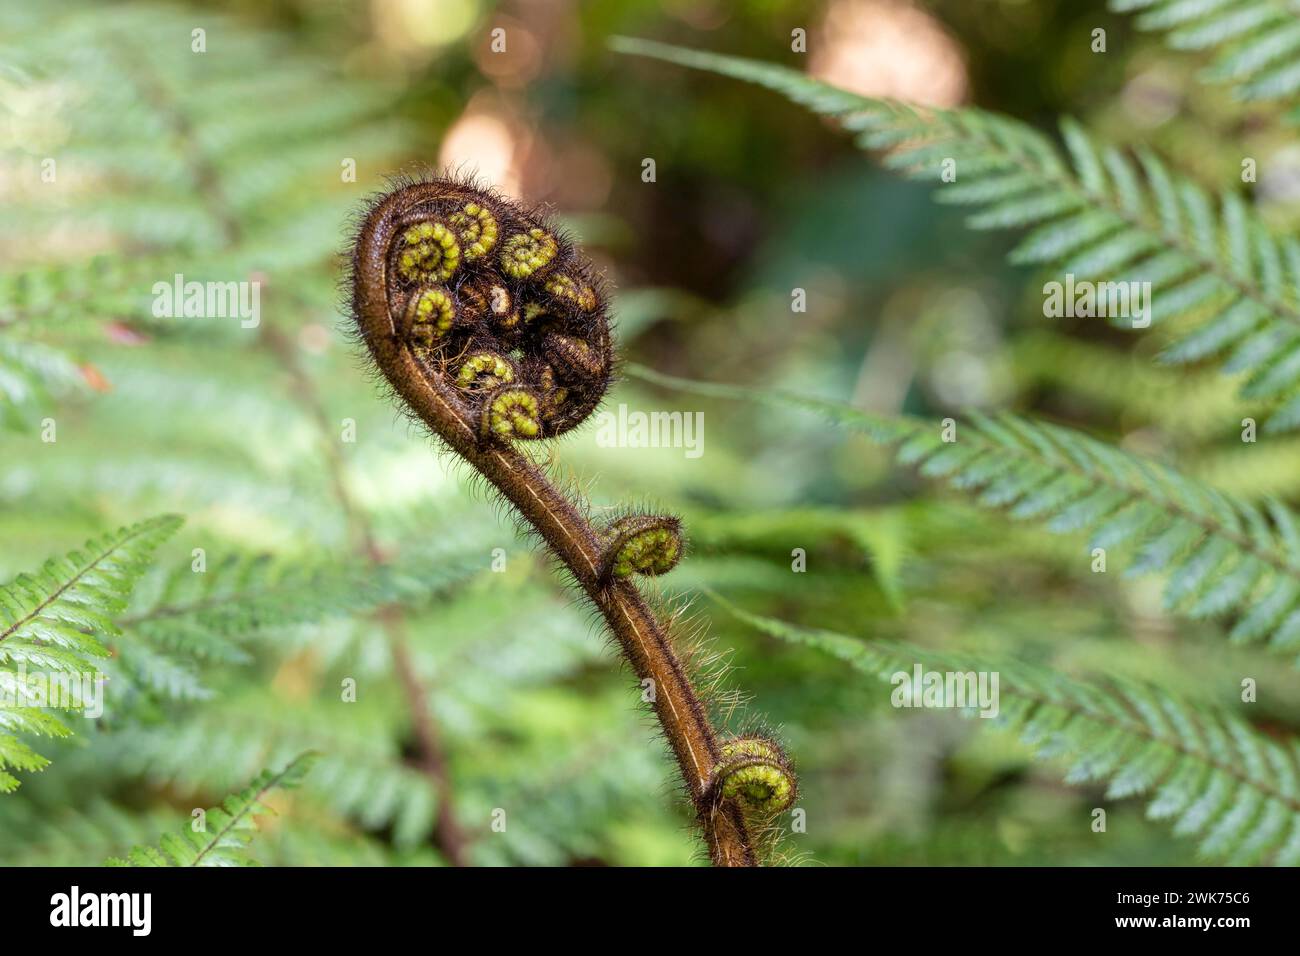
[347,173,761,866]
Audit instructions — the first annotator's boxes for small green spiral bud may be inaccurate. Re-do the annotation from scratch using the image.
[600,514,683,581]
[359,177,612,439]
[456,351,515,391]
[544,273,598,312]
[354,176,789,866]
[500,227,558,279]
[403,286,456,347]
[481,386,543,441]
[395,220,461,283]
[448,201,499,260]
[711,736,796,817]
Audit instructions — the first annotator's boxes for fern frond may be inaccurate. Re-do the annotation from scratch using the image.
[0,337,86,432]
[0,798,181,867]
[610,36,872,115]
[99,693,438,847]
[1,4,398,259]
[0,514,181,791]
[121,541,495,659]
[0,0,410,430]
[104,638,215,706]
[630,365,1300,662]
[1112,0,1300,107]
[106,752,316,866]
[715,595,1300,864]
[612,39,1300,431]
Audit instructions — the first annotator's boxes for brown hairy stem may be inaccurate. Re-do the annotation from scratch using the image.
[350,181,758,866]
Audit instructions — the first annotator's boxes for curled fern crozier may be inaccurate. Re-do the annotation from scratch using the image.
[365,180,612,440]
[347,173,783,866]
[711,736,797,818]
[600,513,684,582]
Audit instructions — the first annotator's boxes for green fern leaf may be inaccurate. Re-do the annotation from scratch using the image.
[0,798,182,867]
[611,39,1300,431]
[0,514,182,791]
[106,753,317,866]
[0,0,410,429]
[630,365,1300,663]
[119,540,496,665]
[714,593,1300,864]
[1113,0,1300,107]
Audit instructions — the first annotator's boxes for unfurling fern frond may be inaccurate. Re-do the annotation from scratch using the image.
[0,514,182,792]
[106,753,316,866]
[714,595,1300,865]
[630,366,1300,662]
[611,39,1300,432]
[347,173,781,867]
[1113,0,1300,108]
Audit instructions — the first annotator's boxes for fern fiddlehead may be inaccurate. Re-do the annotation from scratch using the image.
[711,736,797,818]
[600,514,684,582]
[348,174,781,865]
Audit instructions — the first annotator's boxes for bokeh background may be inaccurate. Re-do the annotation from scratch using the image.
[3,0,1298,865]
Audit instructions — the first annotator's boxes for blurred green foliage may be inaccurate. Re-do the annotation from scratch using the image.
[3,0,1298,866]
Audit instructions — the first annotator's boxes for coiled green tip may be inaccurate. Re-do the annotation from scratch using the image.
[365,177,612,443]
[500,227,558,279]
[601,514,683,581]
[481,386,543,440]
[713,736,796,817]
[404,286,456,347]
[396,220,461,282]
[545,273,598,312]
[456,351,515,391]
[448,201,499,260]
